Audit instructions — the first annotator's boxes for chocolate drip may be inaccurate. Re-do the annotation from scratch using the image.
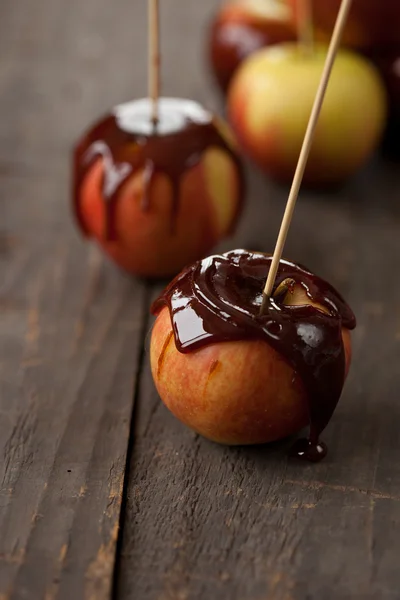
[152,249,356,462]
[73,98,245,240]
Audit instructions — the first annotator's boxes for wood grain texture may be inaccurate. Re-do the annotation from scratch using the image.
[0,0,150,597]
[114,3,400,600]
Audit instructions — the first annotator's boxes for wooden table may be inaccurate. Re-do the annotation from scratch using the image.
[2,0,400,598]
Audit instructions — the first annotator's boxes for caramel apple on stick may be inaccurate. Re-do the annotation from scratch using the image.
[72,1,245,278]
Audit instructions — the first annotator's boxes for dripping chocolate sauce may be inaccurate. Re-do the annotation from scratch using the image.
[73,98,245,240]
[152,249,356,462]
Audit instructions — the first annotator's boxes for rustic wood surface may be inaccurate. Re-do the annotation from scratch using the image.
[1,0,400,599]
[0,0,149,598]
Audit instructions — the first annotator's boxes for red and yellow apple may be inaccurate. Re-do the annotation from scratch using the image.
[208,0,296,93]
[150,281,352,445]
[228,43,387,185]
[289,0,400,51]
[74,101,244,279]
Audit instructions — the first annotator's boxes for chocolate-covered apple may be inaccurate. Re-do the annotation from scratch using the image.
[289,0,400,52]
[150,250,355,461]
[208,0,296,93]
[73,98,245,278]
[228,43,387,185]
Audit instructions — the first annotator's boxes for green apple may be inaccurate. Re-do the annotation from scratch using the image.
[228,43,388,185]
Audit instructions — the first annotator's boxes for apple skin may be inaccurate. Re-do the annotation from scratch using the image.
[209,0,296,93]
[228,43,387,185]
[150,284,352,446]
[289,0,400,51]
[370,50,400,155]
[77,135,243,279]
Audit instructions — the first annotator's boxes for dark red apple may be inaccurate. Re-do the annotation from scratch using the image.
[289,0,400,51]
[209,0,296,93]
[370,49,400,155]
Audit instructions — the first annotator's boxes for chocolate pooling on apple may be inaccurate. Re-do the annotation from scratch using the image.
[73,98,244,240]
[152,249,356,462]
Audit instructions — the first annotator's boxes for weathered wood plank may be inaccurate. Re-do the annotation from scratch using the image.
[1,240,146,600]
[0,178,147,600]
[0,0,151,597]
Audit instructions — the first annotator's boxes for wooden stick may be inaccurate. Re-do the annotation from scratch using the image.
[261,0,353,305]
[149,0,160,126]
[298,0,314,55]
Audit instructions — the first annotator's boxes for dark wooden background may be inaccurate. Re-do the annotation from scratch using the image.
[1,0,400,598]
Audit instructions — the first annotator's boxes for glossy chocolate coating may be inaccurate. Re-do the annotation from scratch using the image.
[152,250,356,462]
[73,98,244,239]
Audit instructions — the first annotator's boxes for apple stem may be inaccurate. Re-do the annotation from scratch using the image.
[261,0,353,308]
[298,0,314,55]
[149,0,160,127]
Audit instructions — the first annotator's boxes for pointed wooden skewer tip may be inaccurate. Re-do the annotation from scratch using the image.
[149,0,160,127]
[260,0,353,313]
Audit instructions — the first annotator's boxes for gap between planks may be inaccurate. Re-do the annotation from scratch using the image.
[111,283,154,600]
